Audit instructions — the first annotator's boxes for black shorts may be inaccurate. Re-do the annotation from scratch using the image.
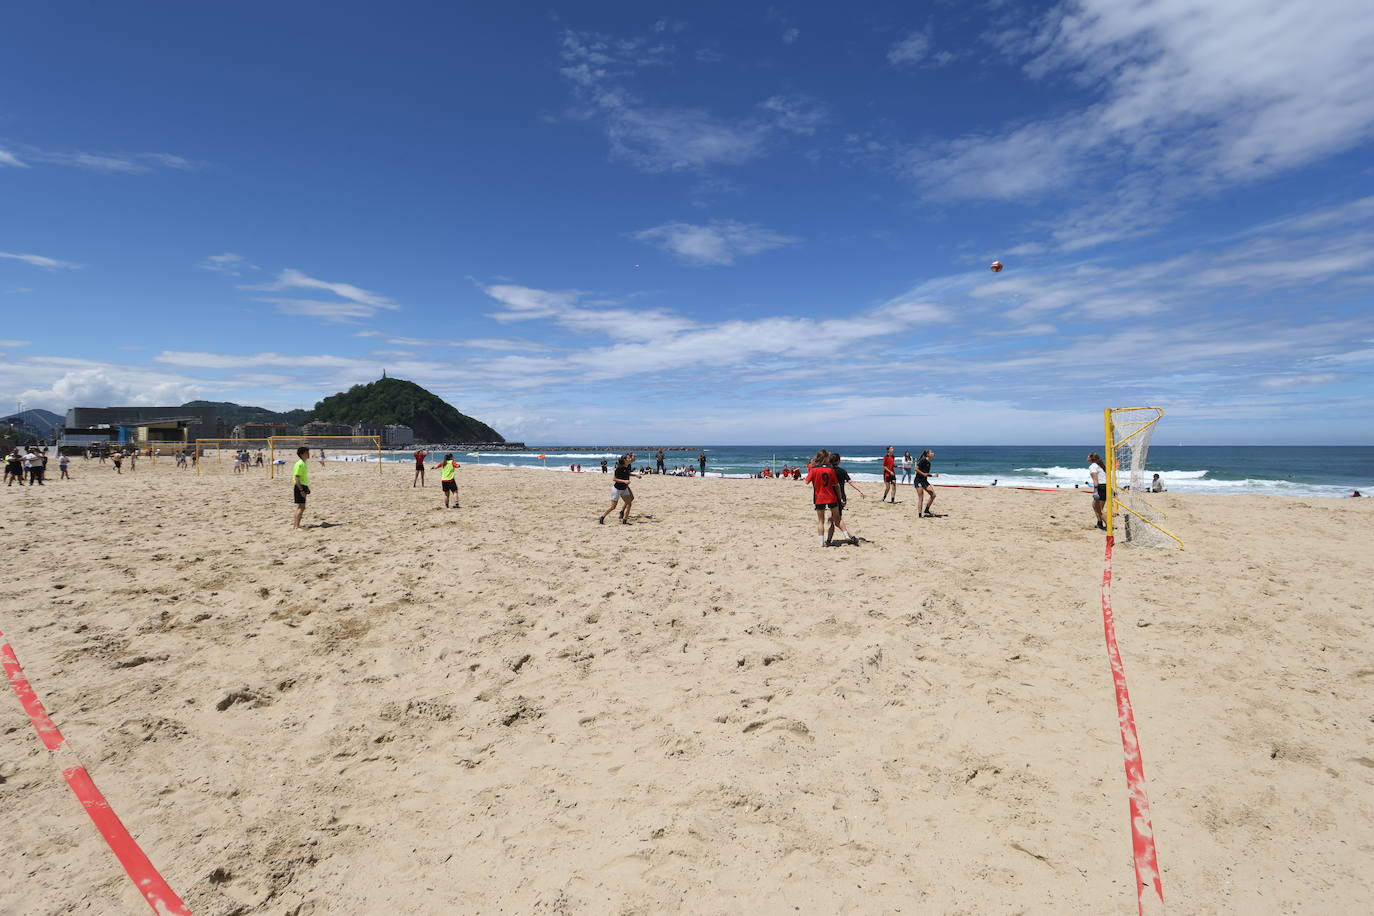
[814,502,839,510]
[883,472,895,482]
[913,477,930,489]
[415,463,425,471]
[1095,483,1107,501]
[442,479,457,493]
[293,484,308,504]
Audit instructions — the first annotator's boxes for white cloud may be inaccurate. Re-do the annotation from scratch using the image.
[0,339,32,347]
[633,219,798,266]
[0,252,81,271]
[15,365,207,412]
[782,27,800,45]
[0,149,27,168]
[241,268,400,321]
[21,149,197,174]
[559,30,825,173]
[1256,373,1341,389]
[198,253,257,275]
[912,0,1374,247]
[888,31,931,66]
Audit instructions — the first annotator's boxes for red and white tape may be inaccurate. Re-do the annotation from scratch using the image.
[1,633,191,915]
[1100,536,1165,914]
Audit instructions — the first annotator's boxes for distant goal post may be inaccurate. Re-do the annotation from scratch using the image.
[1104,407,1183,549]
[267,435,383,477]
[193,438,272,475]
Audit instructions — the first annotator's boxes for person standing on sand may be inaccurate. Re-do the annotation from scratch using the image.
[413,447,428,487]
[805,450,842,547]
[433,453,460,508]
[111,450,122,473]
[880,445,898,503]
[1088,453,1108,531]
[4,449,23,486]
[901,450,913,484]
[656,448,666,475]
[599,453,642,525]
[59,453,70,479]
[826,452,865,545]
[292,446,311,529]
[698,450,706,477]
[600,457,608,474]
[318,447,326,467]
[914,449,939,517]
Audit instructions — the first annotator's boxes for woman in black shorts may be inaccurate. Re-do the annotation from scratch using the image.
[1088,452,1108,531]
[599,453,642,524]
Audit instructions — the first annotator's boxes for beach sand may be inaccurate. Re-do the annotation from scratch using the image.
[1,459,1371,914]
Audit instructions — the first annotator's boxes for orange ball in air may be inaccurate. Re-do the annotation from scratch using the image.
[990,261,1004,273]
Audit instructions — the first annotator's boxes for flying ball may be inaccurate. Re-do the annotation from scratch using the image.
[990,261,1004,273]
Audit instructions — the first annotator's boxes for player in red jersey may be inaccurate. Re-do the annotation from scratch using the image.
[413,448,428,487]
[805,449,842,547]
[880,445,898,503]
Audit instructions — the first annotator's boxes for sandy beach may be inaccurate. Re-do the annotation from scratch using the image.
[1,458,1371,915]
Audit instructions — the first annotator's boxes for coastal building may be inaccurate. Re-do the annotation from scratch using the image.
[302,420,354,438]
[352,422,385,441]
[383,424,414,447]
[62,406,206,452]
[231,422,302,440]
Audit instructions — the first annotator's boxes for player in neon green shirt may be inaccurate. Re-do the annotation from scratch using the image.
[433,453,460,508]
[292,446,311,529]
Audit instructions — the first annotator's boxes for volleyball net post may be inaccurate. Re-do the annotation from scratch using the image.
[267,435,383,478]
[1104,407,1184,549]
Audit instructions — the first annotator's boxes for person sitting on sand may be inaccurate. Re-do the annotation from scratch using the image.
[433,453,460,508]
[291,446,312,528]
[1151,473,1165,493]
[1088,453,1108,531]
[600,453,642,525]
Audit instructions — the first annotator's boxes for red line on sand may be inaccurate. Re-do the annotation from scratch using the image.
[1099,536,1166,915]
[1,634,191,916]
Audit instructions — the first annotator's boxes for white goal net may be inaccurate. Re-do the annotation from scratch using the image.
[1106,407,1183,549]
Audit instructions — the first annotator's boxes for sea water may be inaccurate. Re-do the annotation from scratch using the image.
[384,446,1372,499]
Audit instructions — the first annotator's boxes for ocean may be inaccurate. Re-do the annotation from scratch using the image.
[389,445,1372,499]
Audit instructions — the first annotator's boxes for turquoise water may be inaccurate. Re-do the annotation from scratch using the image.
[391,446,1372,499]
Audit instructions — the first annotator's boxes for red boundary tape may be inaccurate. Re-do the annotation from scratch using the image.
[1,635,191,915]
[1100,536,1165,914]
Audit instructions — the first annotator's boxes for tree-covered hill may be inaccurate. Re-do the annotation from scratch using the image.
[180,400,313,428]
[310,377,503,443]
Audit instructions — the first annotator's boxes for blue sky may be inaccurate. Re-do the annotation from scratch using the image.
[2,0,1372,444]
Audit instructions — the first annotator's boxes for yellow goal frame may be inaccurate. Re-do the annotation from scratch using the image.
[1104,407,1183,549]
[267,435,383,478]
[194,439,272,475]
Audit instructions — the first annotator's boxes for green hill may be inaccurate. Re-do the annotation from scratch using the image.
[180,400,312,429]
[310,377,503,443]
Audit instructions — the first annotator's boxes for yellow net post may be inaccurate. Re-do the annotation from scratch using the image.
[1105,407,1184,549]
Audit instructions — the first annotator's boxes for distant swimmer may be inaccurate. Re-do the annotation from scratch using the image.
[881,445,898,503]
[433,453,460,508]
[413,448,428,487]
[1088,452,1107,531]
[827,452,865,545]
[600,453,642,525]
[292,446,311,529]
[914,449,940,517]
[805,450,842,547]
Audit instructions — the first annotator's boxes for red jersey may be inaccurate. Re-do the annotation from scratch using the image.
[883,454,895,474]
[414,450,427,463]
[806,466,838,505]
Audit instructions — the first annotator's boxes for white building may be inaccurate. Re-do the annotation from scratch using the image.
[384,424,414,446]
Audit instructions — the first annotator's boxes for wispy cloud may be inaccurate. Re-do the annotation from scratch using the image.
[198,252,258,275]
[0,252,81,271]
[909,0,1374,248]
[0,149,27,168]
[241,268,400,322]
[559,29,825,172]
[887,31,931,66]
[0,339,31,347]
[16,148,198,174]
[633,219,798,266]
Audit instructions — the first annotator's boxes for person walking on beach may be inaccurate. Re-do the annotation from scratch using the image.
[805,450,842,547]
[901,450,913,484]
[826,452,865,545]
[655,449,666,475]
[434,453,460,508]
[111,450,123,474]
[292,446,311,529]
[1088,453,1108,530]
[4,449,23,486]
[600,453,642,525]
[698,450,706,477]
[413,447,428,487]
[880,445,898,503]
[58,453,70,480]
[915,449,940,517]
[600,457,608,474]
[24,448,43,485]
[318,448,326,467]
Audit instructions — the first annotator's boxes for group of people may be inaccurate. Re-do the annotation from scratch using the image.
[4,447,70,485]
[233,449,266,473]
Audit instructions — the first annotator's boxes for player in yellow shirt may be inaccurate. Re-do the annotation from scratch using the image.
[292,446,311,529]
[433,453,460,508]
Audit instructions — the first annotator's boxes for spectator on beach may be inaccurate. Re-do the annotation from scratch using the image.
[59,453,70,479]
[413,448,428,487]
[292,446,311,529]
[4,449,23,486]
[318,448,326,467]
[24,448,43,485]
[600,457,608,474]
[915,449,940,517]
[1088,453,1108,531]
[826,452,865,545]
[600,453,642,525]
[1151,474,1165,492]
[880,446,898,503]
[128,450,137,472]
[698,450,707,476]
[656,449,666,475]
[901,451,913,484]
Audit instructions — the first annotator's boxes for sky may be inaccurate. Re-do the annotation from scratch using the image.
[2,0,1372,444]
